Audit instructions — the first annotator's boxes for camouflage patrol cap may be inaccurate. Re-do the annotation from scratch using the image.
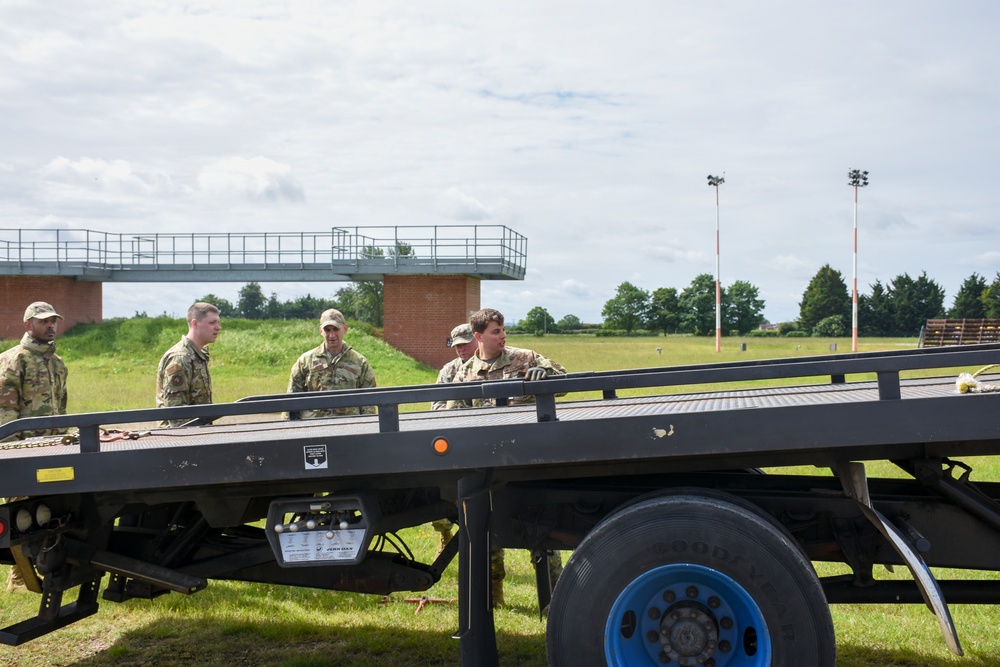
[23,302,63,322]
[319,308,346,330]
[447,323,474,347]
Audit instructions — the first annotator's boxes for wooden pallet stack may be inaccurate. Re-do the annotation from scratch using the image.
[920,319,1000,347]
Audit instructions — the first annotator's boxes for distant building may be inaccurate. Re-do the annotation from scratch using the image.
[758,320,777,331]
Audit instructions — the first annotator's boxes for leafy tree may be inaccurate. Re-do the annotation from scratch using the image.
[265,292,283,319]
[858,280,893,337]
[813,315,846,337]
[336,282,383,327]
[981,273,1000,318]
[522,306,557,334]
[237,282,267,320]
[557,314,582,331]
[798,265,850,333]
[647,287,681,336]
[197,293,236,318]
[949,273,987,319]
[724,280,765,335]
[390,242,414,257]
[280,294,337,320]
[678,273,719,336]
[601,282,650,334]
[888,272,945,336]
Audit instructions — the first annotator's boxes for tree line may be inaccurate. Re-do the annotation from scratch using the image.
[202,267,1000,339]
[519,268,1000,338]
[201,281,384,326]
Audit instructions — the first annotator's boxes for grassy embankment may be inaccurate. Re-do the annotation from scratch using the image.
[1,318,999,666]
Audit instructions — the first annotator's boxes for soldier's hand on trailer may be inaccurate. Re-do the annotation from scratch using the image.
[524,367,547,381]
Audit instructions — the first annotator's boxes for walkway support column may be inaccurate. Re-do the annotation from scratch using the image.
[383,275,480,369]
[0,277,102,340]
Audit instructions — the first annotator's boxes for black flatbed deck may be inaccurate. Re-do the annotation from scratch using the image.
[2,343,999,501]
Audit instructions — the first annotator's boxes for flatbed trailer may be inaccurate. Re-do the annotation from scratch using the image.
[2,344,1000,666]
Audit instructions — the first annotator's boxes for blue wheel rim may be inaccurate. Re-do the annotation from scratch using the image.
[604,563,772,666]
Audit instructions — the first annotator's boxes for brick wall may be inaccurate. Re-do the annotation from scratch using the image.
[0,276,103,340]
[383,275,480,368]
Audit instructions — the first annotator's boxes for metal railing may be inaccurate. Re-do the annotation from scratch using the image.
[0,226,528,280]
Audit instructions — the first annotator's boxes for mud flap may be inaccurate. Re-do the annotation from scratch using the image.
[838,461,963,656]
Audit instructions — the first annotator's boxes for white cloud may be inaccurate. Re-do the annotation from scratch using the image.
[1,1,998,326]
[559,279,590,298]
[40,156,174,195]
[197,156,304,202]
[438,187,492,221]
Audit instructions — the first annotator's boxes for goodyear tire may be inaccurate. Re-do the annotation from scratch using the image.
[546,493,835,666]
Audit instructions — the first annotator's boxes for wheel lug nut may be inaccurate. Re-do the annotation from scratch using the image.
[708,596,721,608]
[658,651,670,663]
[720,616,733,630]
[662,590,675,603]
[646,630,659,643]
[686,585,699,598]
[719,640,731,652]
[647,607,661,620]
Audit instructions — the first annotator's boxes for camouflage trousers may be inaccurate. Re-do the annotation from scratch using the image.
[2,497,26,592]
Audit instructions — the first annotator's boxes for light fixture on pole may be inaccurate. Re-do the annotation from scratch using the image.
[707,174,725,352]
[847,168,869,353]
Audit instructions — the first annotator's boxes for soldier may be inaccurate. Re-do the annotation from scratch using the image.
[449,307,567,407]
[155,302,221,427]
[0,302,69,439]
[287,308,376,418]
[429,323,479,556]
[432,323,478,410]
[447,308,566,606]
[1,301,69,592]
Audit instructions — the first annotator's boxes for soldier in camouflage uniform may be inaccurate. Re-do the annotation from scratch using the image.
[155,302,221,427]
[287,309,376,418]
[0,302,68,439]
[430,323,479,556]
[446,308,566,607]
[448,308,567,407]
[432,323,478,411]
[1,302,69,592]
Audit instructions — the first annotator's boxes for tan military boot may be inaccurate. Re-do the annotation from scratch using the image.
[491,577,504,609]
[6,566,27,593]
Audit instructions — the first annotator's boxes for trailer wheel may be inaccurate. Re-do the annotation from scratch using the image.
[546,493,834,667]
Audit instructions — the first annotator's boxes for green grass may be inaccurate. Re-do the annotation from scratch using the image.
[2,321,999,666]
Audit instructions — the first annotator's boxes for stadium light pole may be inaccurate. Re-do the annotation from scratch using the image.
[848,168,869,352]
[707,174,725,352]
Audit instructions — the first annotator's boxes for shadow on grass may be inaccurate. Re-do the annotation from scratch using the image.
[49,616,548,667]
[837,642,994,666]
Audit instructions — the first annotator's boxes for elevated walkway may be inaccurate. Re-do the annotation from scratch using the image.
[0,226,526,282]
[0,226,527,367]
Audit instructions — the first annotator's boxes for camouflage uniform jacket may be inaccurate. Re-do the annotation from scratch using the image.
[449,346,566,408]
[431,357,464,411]
[288,344,376,418]
[156,336,212,426]
[0,333,68,439]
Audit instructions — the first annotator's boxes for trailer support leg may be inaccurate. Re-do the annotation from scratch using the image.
[455,471,499,667]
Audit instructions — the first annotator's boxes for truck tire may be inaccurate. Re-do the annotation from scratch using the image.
[546,493,835,667]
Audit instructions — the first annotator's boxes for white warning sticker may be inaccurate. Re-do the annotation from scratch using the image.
[304,444,328,470]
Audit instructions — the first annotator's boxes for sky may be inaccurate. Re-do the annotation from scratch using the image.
[2,1,999,326]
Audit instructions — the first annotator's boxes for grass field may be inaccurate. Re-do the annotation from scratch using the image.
[2,319,999,666]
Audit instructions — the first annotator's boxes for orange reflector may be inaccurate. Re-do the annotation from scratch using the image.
[432,437,449,455]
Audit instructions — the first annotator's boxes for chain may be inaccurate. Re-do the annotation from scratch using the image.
[0,429,150,452]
